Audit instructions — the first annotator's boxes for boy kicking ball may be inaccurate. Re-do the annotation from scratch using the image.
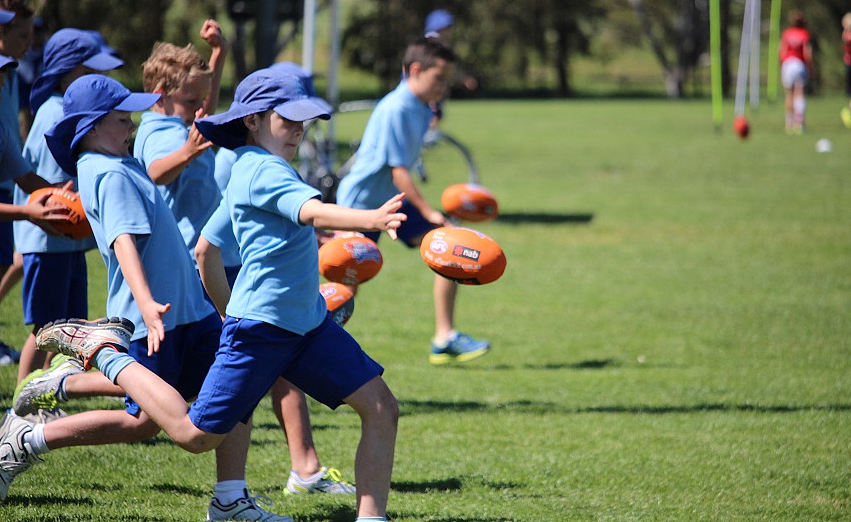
[11,69,405,522]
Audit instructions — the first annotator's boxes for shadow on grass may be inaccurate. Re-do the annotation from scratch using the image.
[286,504,355,522]
[484,358,619,371]
[399,399,851,416]
[149,483,209,497]
[496,211,594,225]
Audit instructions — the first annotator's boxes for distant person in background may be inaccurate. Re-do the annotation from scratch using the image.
[840,13,851,129]
[16,15,46,140]
[0,1,34,364]
[422,8,477,130]
[779,9,813,135]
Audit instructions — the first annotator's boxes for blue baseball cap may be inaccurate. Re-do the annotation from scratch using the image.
[195,68,331,150]
[30,28,125,113]
[45,75,160,175]
[0,9,14,26]
[424,9,454,35]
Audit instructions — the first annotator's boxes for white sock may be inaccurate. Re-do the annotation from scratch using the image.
[355,518,386,522]
[292,468,324,484]
[213,480,247,505]
[23,422,50,456]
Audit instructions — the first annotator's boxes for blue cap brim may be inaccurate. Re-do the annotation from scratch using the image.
[0,54,16,70]
[114,92,161,112]
[82,52,125,72]
[0,10,13,25]
[274,97,332,122]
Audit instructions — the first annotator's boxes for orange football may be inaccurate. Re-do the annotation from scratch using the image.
[733,115,749,139]
[441,183,498,222]
[28,187,93,240]
[318,235,383,285]
[319,282,355,326]
[420,226,506,285]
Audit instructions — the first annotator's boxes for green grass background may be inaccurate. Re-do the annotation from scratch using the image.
[1,96,850,521]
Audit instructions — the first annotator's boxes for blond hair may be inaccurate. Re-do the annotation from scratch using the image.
[142,42,211,94]
[843,13,851,31]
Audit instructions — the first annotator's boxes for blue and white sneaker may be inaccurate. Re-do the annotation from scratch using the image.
[0,339,20,366]
[285,467,355,495]
[429,332,490,365]
[207,489,292,521]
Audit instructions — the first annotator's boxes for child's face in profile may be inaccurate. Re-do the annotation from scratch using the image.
[411,58,452,104]
[87,110,136,158]
[248,110,305,162]
[161,75,210,126]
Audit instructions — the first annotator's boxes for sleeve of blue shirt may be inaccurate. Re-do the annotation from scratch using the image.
[95,170,154,248]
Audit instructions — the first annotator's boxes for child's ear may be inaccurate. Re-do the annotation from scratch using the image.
[243,113,258,132]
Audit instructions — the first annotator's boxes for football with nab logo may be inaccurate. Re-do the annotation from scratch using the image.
[318,235,383,285]
[420,226,506,285]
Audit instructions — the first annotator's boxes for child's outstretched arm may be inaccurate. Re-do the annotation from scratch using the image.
[113,233,172,356]
[147,124,213,185]
[199,19,228,117]
[299,193,408,241]
[391,166,445,226]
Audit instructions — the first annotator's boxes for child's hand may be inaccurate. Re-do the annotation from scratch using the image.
[25,190,70,236]
[423,208,446,227]
[375,193,408,241]
[141,300,172,356]
[182,124,214,162]
[199,19,228,53]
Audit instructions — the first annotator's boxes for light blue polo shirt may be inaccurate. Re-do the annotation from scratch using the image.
[223,146,326,335]
[0,119,31,184]
[75,153,214,340]
[209,147,243,268]
[133,112,220,268]
[335,80,432,210]
[15,94,95,253]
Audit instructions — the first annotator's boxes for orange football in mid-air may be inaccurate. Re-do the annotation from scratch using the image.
[441,183,498,222]
[420,226,506,285]
[318,235,383,285]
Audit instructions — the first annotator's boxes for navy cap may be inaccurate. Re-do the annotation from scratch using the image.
[30,28,125,114]
[195,68,331,150]
[45,75,160,175]
[424,9,454,35]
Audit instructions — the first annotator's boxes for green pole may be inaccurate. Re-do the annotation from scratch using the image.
[767,0,782,103]
[710,0,723,129]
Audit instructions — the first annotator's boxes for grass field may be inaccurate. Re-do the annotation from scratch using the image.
[1,96,850,521]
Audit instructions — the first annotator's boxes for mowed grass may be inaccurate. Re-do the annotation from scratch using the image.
[1,96,850,521]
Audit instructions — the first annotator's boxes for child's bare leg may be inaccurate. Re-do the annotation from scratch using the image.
[17,333,47,383]
[64,371,125,397]
[272,377,321,476]
[433,273,457,342]
[343,376,398,518]
[215,417,252,481]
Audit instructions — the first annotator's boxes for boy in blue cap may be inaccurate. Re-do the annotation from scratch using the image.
[0,74,291,521]
[13,27,125,386]
[27,69,404,522]
[336,37,490,365]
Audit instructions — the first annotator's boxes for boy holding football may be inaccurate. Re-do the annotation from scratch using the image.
[335,36,490,364]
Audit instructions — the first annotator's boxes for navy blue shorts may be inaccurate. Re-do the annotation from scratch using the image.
[362,199,436,248]
[22,252,88,326]
[0,187,14,266]
[124,312,222,416]
[188,313,384,434]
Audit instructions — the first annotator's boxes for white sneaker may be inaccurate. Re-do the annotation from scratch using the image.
[14,355,84,416]
[285,466,356,494]
[207,491,293,521]
[0,412,43,502]
[36,317,134,370]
